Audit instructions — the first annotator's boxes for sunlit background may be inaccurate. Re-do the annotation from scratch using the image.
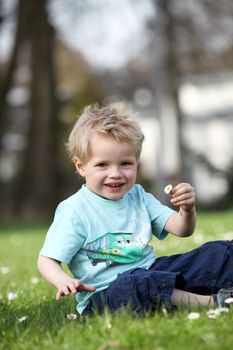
[0,0,233,219]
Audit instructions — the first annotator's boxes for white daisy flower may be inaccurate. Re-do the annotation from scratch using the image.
[187,312,200,320]
[17,316,28,323]
[162,306,168,317]
[215,307,229,313]
[7,292,18,301]
[0,266,11,275]
[207,312,218,319]
[224,297,233,305]
[31,277,39,284]
[67,313,77,320]
[104,317,112,329]
[164,184,173,194]
[206,307,229,319]
[105,321,112,329]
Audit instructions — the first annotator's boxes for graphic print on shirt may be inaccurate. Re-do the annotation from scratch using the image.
[85,232,146,266]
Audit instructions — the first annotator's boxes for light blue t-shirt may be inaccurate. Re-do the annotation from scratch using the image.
[40,184,175,314]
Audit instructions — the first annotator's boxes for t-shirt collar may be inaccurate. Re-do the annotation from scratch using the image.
[81,184,126,208]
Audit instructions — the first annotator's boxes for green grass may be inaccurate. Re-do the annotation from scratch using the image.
[0,211,233,350]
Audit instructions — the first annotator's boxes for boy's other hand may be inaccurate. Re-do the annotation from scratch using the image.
[56,279,96,301]
[170,183,195,213]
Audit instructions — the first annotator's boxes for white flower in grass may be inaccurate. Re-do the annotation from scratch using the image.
[206,307,229,319]
[106,322,112,329]
[0,266,11,275]
[187,312,200,320]
[31,277,39,284]
[67,313,77,320]
[225,297,233,305]
[104,319,112,329]
[162,306,168,317]
[103,313,112,329]
[215,307,229,313]
[207,309,218,319]
[164,184,173,194]
[7,292,18,301]
[17,316,28,323]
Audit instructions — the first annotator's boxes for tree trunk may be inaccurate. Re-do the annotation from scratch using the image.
[13,0,61,217]
[0,0,30,143]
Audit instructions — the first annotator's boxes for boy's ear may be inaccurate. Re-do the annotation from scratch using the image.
[73,157,85,177]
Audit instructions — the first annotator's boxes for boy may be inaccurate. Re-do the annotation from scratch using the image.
[38,103,233,315]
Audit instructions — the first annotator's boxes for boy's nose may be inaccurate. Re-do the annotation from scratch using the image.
[109,166,122,178]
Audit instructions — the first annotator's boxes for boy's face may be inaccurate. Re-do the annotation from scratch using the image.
[74,133,138,200]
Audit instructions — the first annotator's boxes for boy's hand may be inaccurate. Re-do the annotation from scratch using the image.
[37,256,96,300]
[170,183,195,213]
[56,278,96,301]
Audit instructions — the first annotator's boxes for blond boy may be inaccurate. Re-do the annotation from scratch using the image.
[38,103,233,314]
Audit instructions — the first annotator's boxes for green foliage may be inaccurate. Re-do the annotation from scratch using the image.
[0,211,233,350]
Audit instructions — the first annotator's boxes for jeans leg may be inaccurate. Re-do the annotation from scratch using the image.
[105,268,179,313]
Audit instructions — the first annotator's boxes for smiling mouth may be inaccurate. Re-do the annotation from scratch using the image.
[105,183,125,188]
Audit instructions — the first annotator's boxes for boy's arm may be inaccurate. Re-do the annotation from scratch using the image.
[164,183,196,237]
[37,256,96,300]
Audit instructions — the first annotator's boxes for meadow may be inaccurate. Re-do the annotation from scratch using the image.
[0,210,233,350]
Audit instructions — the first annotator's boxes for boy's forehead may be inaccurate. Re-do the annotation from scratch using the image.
[89,132,120,147]
[87,133,136,158]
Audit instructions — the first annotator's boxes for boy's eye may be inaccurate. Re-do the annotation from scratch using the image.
[96,163,107,168]
[121,161,133,166]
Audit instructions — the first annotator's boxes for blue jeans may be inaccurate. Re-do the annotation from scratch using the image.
[84,240,233,315]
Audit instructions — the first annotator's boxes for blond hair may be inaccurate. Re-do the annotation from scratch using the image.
[67,103,144,163]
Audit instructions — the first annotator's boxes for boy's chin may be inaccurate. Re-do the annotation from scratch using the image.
[102,189,128,200]
[88,185,133,200]
[101,192,124,200]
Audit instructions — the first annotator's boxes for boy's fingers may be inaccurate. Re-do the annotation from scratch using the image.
[171,193,193,204]
[73,280,96,292]
[55,281,96,301]
[73,280,81,289]
[173,183,194,194]
[56,290,63,301]
[68,283,78,294]
[79,283,96,292]
[172,188,195,202]
[56,286,71,300]
[62,286,70,296]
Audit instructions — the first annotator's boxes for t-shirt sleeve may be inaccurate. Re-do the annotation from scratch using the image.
[39,202,86,264]
[140,186,175,240]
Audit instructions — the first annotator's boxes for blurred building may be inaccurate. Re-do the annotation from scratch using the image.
[136,72,233,206]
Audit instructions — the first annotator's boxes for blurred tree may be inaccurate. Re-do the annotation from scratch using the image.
[0,0,103,219]
[0,0,61,218]
[13,0,61,217]
[0,0,19,140]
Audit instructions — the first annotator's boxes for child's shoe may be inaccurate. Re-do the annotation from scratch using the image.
[215,287,233,307]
